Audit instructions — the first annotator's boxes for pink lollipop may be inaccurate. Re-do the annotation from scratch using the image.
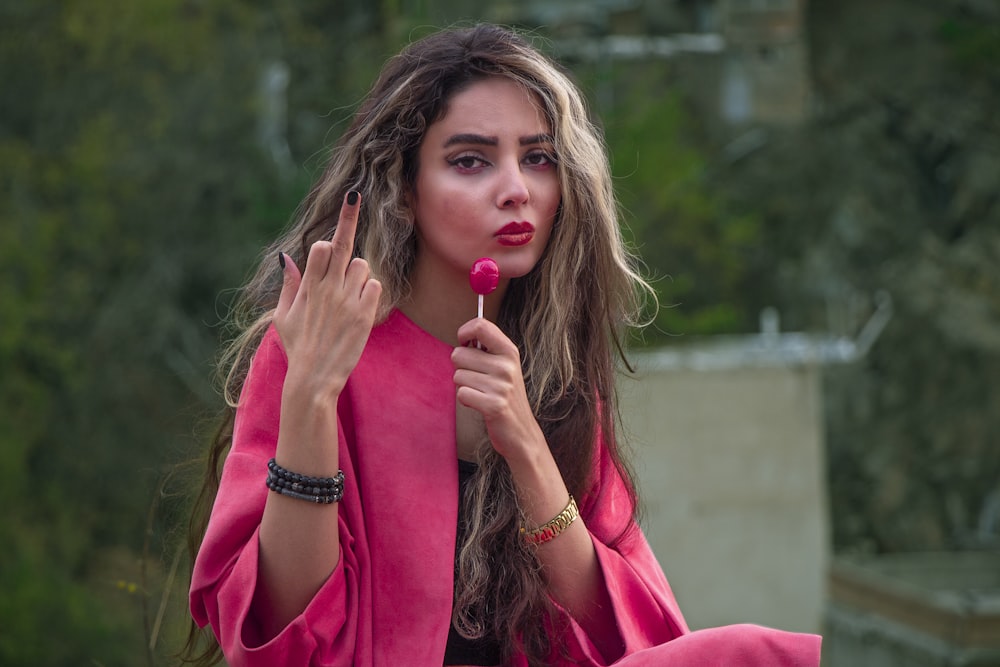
[469,257,499,319]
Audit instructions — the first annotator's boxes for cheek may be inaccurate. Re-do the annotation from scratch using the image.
[416,191,478,239]
[543,187,562,223]
[541,195,562,246]
[444,193,486,232]
[542,174,562,211]
[550,190,563,215]
[424,177,474,212]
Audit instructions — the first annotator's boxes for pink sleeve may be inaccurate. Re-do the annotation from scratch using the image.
[546,437,822,666]
[188,326,365,667]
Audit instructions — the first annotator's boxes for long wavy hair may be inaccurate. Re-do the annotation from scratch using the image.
[184,23,655,666]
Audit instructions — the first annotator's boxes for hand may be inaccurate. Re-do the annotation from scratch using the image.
[273,191,382,400]
[452,318,546,463]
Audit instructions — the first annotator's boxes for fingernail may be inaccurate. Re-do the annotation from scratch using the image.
[277,251,286,269]
[347,190,360,206]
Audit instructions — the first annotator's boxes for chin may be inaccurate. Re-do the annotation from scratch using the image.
[498,255,543,281]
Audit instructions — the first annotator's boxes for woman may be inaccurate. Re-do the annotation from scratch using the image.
[187,23,821,667]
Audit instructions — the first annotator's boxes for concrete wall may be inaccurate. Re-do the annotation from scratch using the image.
[618,358,830,634]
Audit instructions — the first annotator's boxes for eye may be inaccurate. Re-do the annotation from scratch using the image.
[523,150,557,168]
[447,154,489,172]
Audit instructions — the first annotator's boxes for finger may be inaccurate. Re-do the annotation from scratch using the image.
[301,238,334,287]
[456,318,515,356]
[455,385,485,410]
[344,257,373,298]
[455,318,485,348]
[274,251,303,323]
[359,277,382,313]
[453,367,495,393]
[455,384,508,423]
[330,190,361,275]
[452,346,491,372]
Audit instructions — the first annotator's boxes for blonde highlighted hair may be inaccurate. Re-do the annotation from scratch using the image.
[187,23,655,666]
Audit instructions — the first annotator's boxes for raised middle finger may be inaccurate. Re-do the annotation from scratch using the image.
[328,190,362,281]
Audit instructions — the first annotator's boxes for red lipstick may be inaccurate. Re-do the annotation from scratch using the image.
[495,221,535,247]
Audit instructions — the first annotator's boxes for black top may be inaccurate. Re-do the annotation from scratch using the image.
[442,460,504,666]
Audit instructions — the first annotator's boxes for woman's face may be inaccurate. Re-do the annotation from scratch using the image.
[409,76,561,291]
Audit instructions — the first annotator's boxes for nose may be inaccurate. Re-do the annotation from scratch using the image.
[496,161,529,209]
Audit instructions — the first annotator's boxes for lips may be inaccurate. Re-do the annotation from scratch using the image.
[494,221,535,247]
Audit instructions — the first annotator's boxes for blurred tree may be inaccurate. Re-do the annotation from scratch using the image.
[0,0,293,663]
[607,83,763,340]
[568,57,766,342]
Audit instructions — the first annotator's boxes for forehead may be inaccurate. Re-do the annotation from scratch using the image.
[429,77,551,138]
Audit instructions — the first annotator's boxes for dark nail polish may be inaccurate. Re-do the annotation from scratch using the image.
[347,190,360,206]
[277,251,286,269]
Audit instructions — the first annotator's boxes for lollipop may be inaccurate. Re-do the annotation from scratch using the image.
[469,257,499,319]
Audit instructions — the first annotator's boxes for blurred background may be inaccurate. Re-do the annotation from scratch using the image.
[1,0,998,664]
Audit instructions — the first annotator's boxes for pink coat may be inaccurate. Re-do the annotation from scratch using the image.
[190,310,821,666]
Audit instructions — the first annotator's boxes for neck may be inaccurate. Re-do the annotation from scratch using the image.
[400,263,508,345]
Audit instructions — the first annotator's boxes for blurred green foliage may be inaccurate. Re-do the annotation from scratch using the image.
[603,78,762,338]
[1,1,309,663]
[939,14,1000,78]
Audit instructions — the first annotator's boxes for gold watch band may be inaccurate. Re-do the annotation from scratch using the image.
[520,495,579,545]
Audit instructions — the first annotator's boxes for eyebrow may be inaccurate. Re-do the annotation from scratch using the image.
[442,133,555,148]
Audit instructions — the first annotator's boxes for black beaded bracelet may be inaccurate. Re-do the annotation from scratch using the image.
[266,458,344,504]
[267,458,344,491]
